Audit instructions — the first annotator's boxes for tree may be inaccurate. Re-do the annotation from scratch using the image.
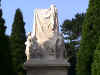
[10,8,26,75]
[91,50,100,75]
[61,13,85,75]
[76,0,100,75]
[0,8,13,75]
[62,13,85,40]
[91,37,100,75]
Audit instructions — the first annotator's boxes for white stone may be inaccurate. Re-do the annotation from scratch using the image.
[24,5,69,75]
[25,32,32,60]
[32,4,58,45]
[25,4,67,60]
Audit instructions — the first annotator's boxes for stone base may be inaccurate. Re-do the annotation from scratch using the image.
[24,59,69,75]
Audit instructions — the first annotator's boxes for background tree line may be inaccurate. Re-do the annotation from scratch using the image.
[62,0,100,75]
[61,13,85,75]
[0,1,26,75]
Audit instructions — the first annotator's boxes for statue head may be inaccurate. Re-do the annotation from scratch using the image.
[50,4,56,9]
[27,32,31,36]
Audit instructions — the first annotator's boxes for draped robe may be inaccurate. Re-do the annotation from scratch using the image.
[33,5,58,45]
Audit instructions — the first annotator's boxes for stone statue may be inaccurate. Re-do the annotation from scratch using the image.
[25,5,66,60]
[24,5,69,75]
[25,32,32,60]
[32,5,58,44]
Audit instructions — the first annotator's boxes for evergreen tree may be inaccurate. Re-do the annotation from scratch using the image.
[91,50,100,75]
[61,13,85,75]
[76,0,100,75]
[0,7,13,75]
[10,8,26,75]
[91,37,100,75]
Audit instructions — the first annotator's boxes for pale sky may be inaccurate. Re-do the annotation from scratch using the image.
[1,0,89,35]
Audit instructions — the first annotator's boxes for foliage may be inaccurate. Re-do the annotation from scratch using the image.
[61,13,85,75]
[0,8,13,75]
[91,37,100,75]
[91,50,100,75]
[76,0,100,75]
[61,13,85,40]
[10,8,26,75]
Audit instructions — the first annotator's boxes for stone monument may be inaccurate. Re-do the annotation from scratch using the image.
[24,4,69,75]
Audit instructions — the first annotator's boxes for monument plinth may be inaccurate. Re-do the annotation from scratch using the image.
[24,5,69,75]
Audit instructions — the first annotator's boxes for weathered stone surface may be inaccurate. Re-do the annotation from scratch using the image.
[25,32,33,60]
[32,5,58,45]
[24,59,69,67]
[25,4,66,60]
[26,67,68,75]
[24,5,69,75]
[24,59,69,75]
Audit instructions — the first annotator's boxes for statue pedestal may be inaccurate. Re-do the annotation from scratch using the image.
[24,59,69,75]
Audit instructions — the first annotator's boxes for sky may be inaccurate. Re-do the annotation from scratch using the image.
[1,0,89,35]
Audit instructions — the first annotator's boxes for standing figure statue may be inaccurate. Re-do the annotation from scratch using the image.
[25,32,32,60]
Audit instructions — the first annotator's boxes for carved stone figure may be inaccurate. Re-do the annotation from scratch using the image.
[24,5,69,75]
[32,5,58,44]
[25,32,32,60]
[25,5,66,60]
